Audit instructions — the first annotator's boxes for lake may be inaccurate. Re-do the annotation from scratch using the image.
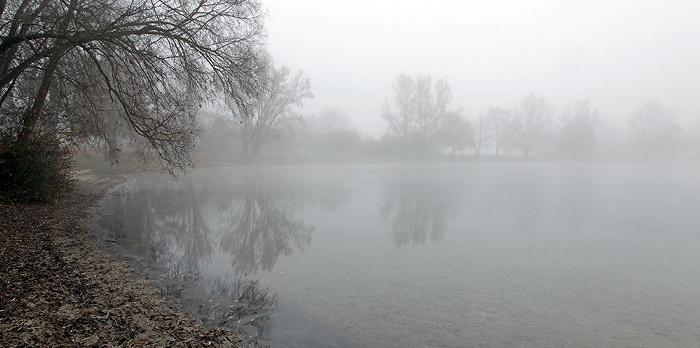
[95,162,700,347]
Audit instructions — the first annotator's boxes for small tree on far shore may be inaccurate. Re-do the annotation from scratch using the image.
[487,108,513,156]
[510,93,554,157]
[472,114,493,157]
[439,112,474,156]
[559,100,600,158]
[628,101,678,158]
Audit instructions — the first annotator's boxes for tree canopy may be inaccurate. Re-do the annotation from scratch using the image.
[559,100,600,158]
[1,0,266,173]
[381,74,455,154]
[628,101,678,158]
[510,93,554,157]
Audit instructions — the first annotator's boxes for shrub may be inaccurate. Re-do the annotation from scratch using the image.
[0,133,74,203]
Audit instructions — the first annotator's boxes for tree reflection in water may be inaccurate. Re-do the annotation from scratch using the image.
[219,182,314,274]
[380,195,449,247]
[118,175,315,276]
[161,272,278,341]
[98,173,318,340]
[379,174,457,247]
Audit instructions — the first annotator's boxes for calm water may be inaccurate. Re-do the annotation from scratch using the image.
[96,163,700,347]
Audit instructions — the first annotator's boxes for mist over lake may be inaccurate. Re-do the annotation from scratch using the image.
[97,162,700,347]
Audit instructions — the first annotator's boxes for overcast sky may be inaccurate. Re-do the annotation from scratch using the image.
[263,0,700,138]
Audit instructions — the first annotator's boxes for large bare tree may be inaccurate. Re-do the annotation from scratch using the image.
[0,0,266,173]
[226,62,313,157]
[381,73,454,154]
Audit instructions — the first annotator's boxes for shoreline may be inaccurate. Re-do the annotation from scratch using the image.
[0,170,251,347]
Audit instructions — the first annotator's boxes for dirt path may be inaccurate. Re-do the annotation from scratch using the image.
[0,171,251,347]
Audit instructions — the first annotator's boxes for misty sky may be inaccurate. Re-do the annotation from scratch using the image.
[263,0,700,138]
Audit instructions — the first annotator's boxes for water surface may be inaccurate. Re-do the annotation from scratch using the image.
[97,163,700,347]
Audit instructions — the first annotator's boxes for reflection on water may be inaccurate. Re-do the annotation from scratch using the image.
[218,178,314,274]
[160,272,277,339]
[379,166,462,247]
[97,163,700,347]
[96,167,330,340]
[380,192,450,247]
[101,169,318,274]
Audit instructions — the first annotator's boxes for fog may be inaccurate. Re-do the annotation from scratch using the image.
[263,0,700,137]
[89,2,700,346]
[98,163,700,347]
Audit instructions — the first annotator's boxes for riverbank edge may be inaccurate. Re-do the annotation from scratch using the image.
[0,170,250,347]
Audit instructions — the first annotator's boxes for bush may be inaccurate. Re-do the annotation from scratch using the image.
[0,134,74,203]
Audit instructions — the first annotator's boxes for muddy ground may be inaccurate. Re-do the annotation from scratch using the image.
[0,171,254,347]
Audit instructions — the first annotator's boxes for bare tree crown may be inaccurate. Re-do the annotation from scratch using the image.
[1,0,266,174]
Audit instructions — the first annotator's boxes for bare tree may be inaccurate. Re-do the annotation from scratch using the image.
[484,107,512,156]
[306,107,351,135]
[0,0,266,173]
[226,62,313,157]
[381,74,416,151]
[381,74,454,154]
[439,112,473,156]
[628,101,678,158]
[472,114,492,157]
[559,100,600,158]
[416,76,451,145]
[510,93,554,157]
[301,107,361,153]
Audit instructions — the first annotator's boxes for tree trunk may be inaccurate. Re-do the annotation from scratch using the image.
[16,54,60,146]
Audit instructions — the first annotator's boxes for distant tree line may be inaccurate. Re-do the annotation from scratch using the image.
[366,74,693,160]
[6,0,695,202]
[199,69,698,161]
